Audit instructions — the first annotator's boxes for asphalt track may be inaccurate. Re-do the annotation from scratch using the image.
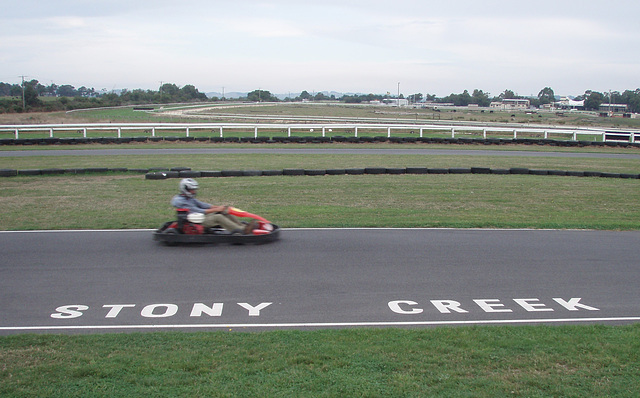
[1,228,639,334]
[2,147,640,159]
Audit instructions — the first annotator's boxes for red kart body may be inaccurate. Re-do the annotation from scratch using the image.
[153,207,280,245]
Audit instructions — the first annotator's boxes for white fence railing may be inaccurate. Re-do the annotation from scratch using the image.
[0,122,638,142]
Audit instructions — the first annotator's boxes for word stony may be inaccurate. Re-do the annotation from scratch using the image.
[51,302,273,319]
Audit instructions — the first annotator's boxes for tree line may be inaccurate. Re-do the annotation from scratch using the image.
[0,80,209,113]
[1,79,639,114]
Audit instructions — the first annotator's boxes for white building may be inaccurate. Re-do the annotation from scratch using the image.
[555,97,584,110]
[381,98,409,107]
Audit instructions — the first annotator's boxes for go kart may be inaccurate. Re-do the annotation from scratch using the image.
[154,207,280,245]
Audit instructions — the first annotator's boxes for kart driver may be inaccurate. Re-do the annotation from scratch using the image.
[171,178,258,234]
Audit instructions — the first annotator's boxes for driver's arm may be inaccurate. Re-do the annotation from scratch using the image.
[204,205,228,214]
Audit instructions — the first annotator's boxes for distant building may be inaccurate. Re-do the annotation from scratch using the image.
[381,98,409,107]
[599,103,628,113]
[555,97,584,110]
[490,99,530,110]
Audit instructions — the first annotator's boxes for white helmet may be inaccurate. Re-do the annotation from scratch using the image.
[179,178,199,198]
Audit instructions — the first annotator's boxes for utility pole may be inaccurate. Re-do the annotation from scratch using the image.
[19,75,26,111]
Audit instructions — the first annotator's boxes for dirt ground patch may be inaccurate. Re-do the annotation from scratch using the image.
[0,111,93,125]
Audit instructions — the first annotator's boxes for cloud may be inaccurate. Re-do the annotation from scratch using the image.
[1,0,639,96]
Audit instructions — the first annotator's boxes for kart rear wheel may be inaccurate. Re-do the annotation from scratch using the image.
[162,228,179,246]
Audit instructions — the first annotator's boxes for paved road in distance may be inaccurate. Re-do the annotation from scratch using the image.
[2,147,640,159]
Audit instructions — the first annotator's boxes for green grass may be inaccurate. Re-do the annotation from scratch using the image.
[2,325,640,397]
[1,165,639,231]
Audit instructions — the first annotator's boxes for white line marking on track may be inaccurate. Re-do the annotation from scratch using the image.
[3,317,640,331]
[0,227,601,234]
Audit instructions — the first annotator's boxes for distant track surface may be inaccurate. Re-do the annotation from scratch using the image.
[2,147,640,159]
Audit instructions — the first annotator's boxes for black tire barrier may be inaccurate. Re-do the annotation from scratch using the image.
[406,167,429,174]
[201,170,223,177]
[18,169,41,176]
[2,165,636,181]
[529,169,549,175]
[85,167,109,173]
[471,167,491,174]
[145,172,168,180]
[0,169,17,176]
[221,170,244,177]
[179,170,201,178]
[283,168,305,176]
[243,170,263,176]
[262,170,284,176]
[40,168,65,175]
[364,167,386,175]
[548,170,567,176]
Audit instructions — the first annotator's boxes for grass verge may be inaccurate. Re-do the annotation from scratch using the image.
[2,325,640,397]
[1,173,639,230]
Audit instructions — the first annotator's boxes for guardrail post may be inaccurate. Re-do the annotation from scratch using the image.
[152,127,156,137]
[118,127,122,138]
[254,126,258,139]
[572,131,577,140]
[186,127,190,137]
[387,127,391,138]
[513,129,517,139]
[50,128,54,138]
[355,126,358,137]
[83,128,87,138]
[483,129,487,139]
[420,128,423,138]
[15,129,18,139]
[544,131,548,139]
[219,127,223,137]
[451,128,455,138]
[288,127,291,137]
[322,127,325,137]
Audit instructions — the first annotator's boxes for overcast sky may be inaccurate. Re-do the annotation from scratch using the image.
[2,0,638,97]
